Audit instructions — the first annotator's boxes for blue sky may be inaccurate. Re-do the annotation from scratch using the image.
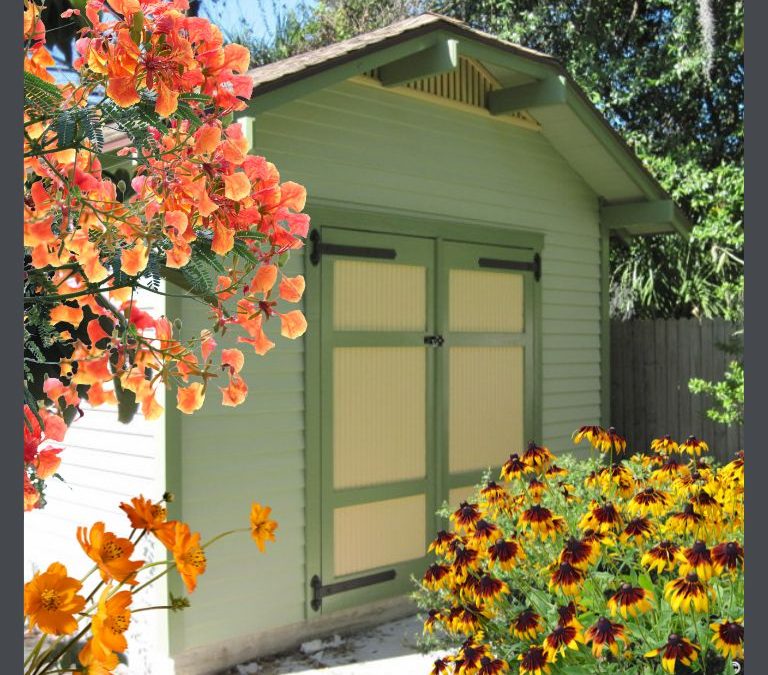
[199,0,315,41]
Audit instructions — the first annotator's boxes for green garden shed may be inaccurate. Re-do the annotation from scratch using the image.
[86,12,693,674]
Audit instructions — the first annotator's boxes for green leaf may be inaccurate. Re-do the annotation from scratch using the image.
[638,572,655,594]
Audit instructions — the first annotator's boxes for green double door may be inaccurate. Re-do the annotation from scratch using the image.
[314,226,536,611]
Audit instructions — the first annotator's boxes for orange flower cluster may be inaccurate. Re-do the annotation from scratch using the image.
[24,0,310,508]
[24,494,277,674]
[418,431,744,675]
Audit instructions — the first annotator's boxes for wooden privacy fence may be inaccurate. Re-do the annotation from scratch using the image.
[610,318,743,463]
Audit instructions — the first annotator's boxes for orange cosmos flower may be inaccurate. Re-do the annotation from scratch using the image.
[77,522,143,585]
[160,521,207,593]
[24,562,86,636]
[250,502,278,552]
[119,495,167,532]
[89,587,132,661]
[78,639,120,674]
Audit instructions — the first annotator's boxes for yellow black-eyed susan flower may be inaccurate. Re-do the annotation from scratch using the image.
[487,538,525,570]
[690,489,721,518]
[584,617,629,658]
[558,482,579,503]
[517,646,552,675]
[544,623,584,659]
[578,500,623,533]
[500,453,531,481]
[451,502,483,531]
[557,601,584,629]
[650,456,688,483]
[584,470,600,490]
[628,486,672,518]
[710,618,744,660]
[453,638,488,672]
[527,478,547,502]
[664,503,708,539]
[722,450,744,484]
[423,563,452,590]
[470,519,499,546]
[478,656,509,675]
[546,464,568,478]
[450,544,480,582]
[511,608,544,640]
[664,571,711,613]
[650,435,679,455]
[672,470,710,497]
[559,536,599,568]
[522,441,555,473]
[423,609,442,634]
[680,435,709,457]
[430,657,451,675]
[676,541,714,580]
[603,427,627,455]
[429,530,457,557]
[573,425,606,448]
[711,541,744,575]
[519,505,566,540]
[480,481,510,513]
[549,561,586,597]
[466,574,508,606]
[451,603,486,634]
[619,516,655,546]
[607,584,653,618]
[581,528,614,552]
[641,541,681,574]
[644,634,700,674]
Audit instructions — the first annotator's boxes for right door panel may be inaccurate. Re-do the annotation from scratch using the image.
[439,241,536,504]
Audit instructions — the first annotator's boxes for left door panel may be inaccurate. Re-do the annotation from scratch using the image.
[317,227,436,612]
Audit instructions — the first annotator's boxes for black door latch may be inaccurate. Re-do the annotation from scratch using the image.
[423,335,445,347]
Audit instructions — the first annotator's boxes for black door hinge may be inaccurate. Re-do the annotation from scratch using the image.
[478,253,542,281]
[309,229,397,266]
[310,569,396,611]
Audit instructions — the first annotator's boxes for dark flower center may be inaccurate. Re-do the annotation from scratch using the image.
[726,542,737,554]
[685,571,699,583]
[692,541,707,554]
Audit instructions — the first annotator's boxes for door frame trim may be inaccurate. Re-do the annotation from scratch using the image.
[303,204,544,618]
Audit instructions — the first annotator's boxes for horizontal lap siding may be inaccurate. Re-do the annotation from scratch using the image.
[23,289,170,675]
[172,254,307,654]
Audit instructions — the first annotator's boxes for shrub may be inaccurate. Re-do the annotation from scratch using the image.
[414,428,744,675]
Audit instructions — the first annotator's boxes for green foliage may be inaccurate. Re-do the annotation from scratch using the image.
[690,359,744,425]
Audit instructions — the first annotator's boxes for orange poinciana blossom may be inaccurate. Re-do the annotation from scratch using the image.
[24,0,310,511]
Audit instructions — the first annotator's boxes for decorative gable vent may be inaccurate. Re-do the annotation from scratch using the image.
[363,57,539,128]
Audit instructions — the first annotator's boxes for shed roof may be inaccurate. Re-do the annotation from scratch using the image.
[107,12,691,236]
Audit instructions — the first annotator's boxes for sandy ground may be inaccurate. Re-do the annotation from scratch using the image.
[224,615,448,675]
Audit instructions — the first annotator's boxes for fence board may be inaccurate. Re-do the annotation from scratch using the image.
[611,318,742,463]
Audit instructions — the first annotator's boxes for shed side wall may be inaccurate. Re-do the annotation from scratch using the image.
[172,78,600,654]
